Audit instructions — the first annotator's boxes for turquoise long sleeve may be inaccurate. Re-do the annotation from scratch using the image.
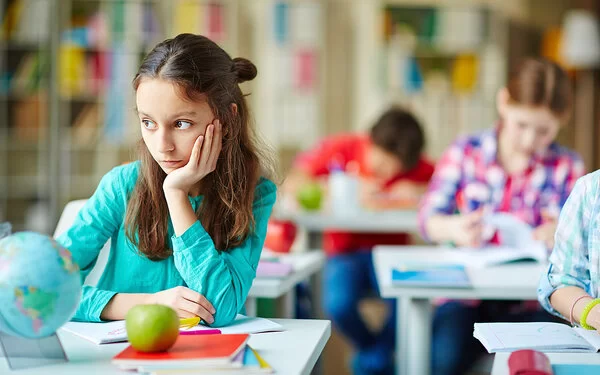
[56,161,276,323]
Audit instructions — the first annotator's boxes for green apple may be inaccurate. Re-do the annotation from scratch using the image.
[297,182,323,211]
[126,304,179,352]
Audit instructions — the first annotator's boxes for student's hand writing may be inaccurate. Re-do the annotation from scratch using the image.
[163,120,222,194]
[449,210,484,247]
[149,286,216,324]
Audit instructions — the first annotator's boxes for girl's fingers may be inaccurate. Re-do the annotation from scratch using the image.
[189,135,204,167]
[199,124,214,167]
[181,288,215,314]
[176,309,196,319]
[208,120,222,168]
[178,297,214,324]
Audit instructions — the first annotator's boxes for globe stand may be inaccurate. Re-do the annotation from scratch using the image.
[0,331,67,370]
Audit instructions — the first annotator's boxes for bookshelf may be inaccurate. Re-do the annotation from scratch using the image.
[0,0,53,232]
[248,0,325,152]
[0,0,240,232]
[351,0,511,160]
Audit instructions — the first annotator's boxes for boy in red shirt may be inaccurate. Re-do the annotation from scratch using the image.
[285,108,434,375]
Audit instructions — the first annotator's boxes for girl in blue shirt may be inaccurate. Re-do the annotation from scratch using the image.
[57,34,276,327]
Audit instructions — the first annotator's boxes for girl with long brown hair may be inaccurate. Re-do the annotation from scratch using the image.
[57,33,276,327]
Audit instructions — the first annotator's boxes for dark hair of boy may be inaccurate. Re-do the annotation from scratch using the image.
[370,107,425,171]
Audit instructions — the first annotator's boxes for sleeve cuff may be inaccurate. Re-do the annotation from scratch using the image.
[537,264,566,320]
[171,220,211,252]
[75,287,118,322]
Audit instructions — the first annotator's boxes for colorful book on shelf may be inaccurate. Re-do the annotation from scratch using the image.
[474,322,600,353]
[112,333,249,370]
[391,263,471,288]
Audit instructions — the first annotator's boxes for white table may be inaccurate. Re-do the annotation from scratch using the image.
[246,251,326,318]
[0,319,331,375]
[372,246,546,375]
[278,209,419,233]
[491,352,600,374]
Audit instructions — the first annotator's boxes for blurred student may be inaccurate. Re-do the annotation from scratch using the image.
[285,107,434,375]
[418,57,585,375]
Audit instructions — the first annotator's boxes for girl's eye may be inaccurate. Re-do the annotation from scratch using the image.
[142,119,157,129]
[175,120,192,130]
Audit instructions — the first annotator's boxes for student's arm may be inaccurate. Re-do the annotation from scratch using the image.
[363,181,428,210]
[167,179,277,327]
[56,167,128,322]
[539,173,600,327]
[418,139,481,245]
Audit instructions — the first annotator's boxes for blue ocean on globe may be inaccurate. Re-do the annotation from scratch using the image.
[0,232,82,338]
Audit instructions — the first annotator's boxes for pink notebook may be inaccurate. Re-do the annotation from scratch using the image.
[256,261,293,277]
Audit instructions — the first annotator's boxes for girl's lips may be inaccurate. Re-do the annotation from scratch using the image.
[160,160,182,167]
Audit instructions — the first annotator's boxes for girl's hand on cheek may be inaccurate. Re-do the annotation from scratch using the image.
[163,120,223,194]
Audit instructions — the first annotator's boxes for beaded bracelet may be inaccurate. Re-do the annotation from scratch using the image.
[580,298,600,330]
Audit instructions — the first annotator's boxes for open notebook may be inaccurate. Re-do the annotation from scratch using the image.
[474,322,600,353]
[61,315,283,345]
[451,213,549,268]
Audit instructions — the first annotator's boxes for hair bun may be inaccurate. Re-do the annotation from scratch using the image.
[232,57,257,83]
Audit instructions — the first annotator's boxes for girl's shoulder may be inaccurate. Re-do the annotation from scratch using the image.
[255,176,277,197]
[101,161,141,194]
[575,169,600,195]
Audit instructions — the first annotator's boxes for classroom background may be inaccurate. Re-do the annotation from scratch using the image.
[1,0,599,373]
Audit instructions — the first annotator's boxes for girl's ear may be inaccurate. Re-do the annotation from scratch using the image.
[231,103,238,115]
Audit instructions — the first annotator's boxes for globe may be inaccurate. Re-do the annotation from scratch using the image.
[0,232,82,338]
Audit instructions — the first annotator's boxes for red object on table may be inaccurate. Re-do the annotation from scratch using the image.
[264,220,297,253]
[508,350,553,375]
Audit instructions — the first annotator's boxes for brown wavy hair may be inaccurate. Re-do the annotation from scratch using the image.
[125,33,273,260]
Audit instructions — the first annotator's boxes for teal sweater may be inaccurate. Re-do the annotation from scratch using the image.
[57,161,277,326]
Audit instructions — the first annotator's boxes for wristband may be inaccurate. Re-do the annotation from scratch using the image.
[580,298,600,330]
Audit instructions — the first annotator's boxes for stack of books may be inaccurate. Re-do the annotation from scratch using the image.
[112,333,273,374]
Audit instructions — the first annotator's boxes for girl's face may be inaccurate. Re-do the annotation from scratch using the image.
[136,78,215,174]
[497,88,561,157]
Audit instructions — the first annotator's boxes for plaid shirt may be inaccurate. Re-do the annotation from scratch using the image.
[539,171,600,319]
[418,129,585,241]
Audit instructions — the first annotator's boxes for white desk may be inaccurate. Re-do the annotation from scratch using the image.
[491,352,600,374]
[372,246,546,375]
[0,319,331,375]
[246,251,326,318]
[278,209,419,233]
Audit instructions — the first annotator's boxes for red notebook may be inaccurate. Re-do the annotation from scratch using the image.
[112,334,249,370]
